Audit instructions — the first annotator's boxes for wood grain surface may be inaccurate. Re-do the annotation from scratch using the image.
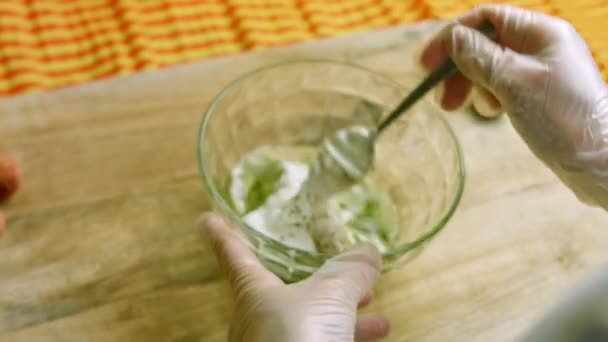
[1,21,608,341]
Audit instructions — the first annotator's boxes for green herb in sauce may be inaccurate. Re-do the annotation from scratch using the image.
[229,145,400,253]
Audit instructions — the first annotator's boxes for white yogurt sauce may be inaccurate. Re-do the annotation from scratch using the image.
[242,160,318,251]
[229,145,399,254]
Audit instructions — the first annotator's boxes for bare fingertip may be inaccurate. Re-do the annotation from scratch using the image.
[378,317,391,337]
[0,152,21,203]
[356,315,391,341]
[369,316,391,339]
[0,212,4,239]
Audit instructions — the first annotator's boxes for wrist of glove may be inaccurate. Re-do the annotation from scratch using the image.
[553,89,608,209]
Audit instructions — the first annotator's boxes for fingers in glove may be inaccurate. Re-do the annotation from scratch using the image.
[310,244,382,307]
[199,212,282,292]
[355,314,390,342]
[420,5,552,112]
[472,86,503,118]
[422,23,471,112]
[431,72,473,112]
[441,72,473,111]
[421,4,549,67]
[421,21,451,71]
[445,23,548,104]
[460,5,557,53]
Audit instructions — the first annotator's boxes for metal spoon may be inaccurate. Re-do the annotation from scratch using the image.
[282,22,495,253]
[323,22,496,181]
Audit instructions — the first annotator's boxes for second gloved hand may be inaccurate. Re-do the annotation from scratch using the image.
[200,213,390,342]
[421,5,608,210]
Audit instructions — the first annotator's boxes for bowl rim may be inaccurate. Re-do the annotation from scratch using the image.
[197,58,465,260]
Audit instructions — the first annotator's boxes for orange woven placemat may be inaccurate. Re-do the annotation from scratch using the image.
[0,0,606,97]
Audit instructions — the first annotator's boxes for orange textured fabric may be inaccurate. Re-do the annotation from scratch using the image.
[0,0,606,97]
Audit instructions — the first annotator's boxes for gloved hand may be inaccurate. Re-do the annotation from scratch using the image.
[200,213,390,342]
[420,5,608,210]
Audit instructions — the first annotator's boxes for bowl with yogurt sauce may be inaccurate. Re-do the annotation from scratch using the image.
[198,60,465,282]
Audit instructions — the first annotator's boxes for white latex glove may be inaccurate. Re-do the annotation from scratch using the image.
[420,5,608,210]
[200,213,390,342]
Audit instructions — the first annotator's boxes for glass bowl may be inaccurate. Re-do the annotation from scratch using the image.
[198,59,464,282]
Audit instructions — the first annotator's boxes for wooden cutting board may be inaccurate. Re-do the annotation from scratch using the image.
[1,21,608,341]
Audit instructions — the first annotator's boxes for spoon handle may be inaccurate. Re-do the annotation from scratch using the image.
[377,21,496,133]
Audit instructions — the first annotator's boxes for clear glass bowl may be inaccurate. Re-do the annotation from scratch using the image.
[198,60,464,282]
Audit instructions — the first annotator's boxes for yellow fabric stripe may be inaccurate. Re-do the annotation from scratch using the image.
[0,0,605,96]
